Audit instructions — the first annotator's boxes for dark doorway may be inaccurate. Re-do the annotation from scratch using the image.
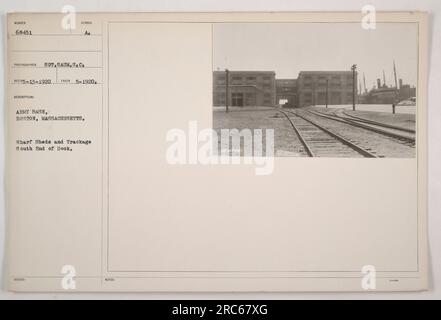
[232,93,244,106]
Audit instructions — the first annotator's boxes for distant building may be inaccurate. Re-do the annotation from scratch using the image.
[397,79,416,102]
[297,71,357,107]
[213,70,361,108]
[276,79,297,107]
[213,71,276,107]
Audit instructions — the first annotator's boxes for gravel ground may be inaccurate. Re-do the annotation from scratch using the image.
[212,106,415,158]
[213,109,306,156]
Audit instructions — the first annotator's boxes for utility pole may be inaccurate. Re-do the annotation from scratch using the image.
[351,64,357,111]
[326,79,329,108]
[363,72,367,94]
[225,69,229,113]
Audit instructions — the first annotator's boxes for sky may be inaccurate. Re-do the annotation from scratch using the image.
[213,23,418,88]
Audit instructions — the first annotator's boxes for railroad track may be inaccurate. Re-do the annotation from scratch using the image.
[278,109,378,158]
[341,110,415,134]
[307,109,415,146]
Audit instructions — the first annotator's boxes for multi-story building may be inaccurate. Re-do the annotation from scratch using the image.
[297,71,357,107]
[213,71,276,107]
[213,70,359,108]
[276,79,297,107]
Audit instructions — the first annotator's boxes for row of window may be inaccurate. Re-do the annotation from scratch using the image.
[302,75,353,82]
[215,76,273,83]
[225,75,273,81]
[215,81,274,89]
[213,92,273,98]
[302,82,353,88]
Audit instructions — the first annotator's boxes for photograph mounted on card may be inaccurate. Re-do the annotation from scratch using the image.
[6,11,428,292]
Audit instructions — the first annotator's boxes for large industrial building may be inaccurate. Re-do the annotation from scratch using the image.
[212,71,276,107]
[211,69,417,108]
[297,71,357,107]
[213,70,357,108]
[213,69,414,108]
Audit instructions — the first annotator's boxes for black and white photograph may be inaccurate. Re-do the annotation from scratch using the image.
[213,23,418,158]
[1,5,438,301]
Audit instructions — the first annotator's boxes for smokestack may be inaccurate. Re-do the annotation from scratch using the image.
[377,78,381,89]
[399,79,403,89]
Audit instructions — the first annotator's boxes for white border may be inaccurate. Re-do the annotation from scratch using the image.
[1,0,440,300]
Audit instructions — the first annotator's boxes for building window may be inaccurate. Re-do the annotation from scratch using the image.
[331,92,342,104]
[303,92,312,103]
[245,93,254,98]
[318,76,327,87]
[232,76,242,85]
[216,75,226,85]
[317,92,327,104]
[231,93,244,106]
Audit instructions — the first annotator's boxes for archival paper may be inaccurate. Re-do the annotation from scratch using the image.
[6,12,428,292]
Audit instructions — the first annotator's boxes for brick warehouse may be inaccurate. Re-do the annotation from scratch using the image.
[213,71,276,107]
[213,70,358,108]
[297,71,357,107]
